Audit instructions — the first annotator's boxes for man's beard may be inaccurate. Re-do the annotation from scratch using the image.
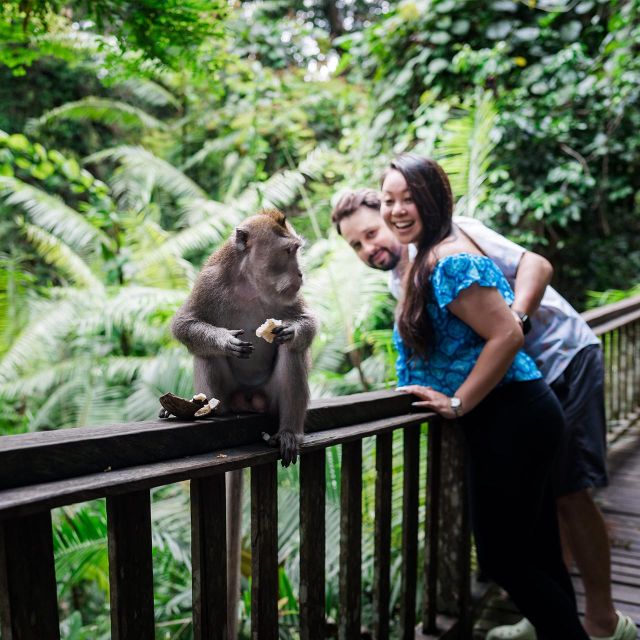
[368,248,401,271]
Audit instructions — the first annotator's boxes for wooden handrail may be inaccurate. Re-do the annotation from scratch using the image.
[0,390,422,492]
[582,293,640,329]
[1,295,640,640]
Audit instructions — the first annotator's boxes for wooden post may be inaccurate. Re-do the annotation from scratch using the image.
[300,449,326,640]
[399,426,419,640]
[251,463,279,640]
[373,432,392,640]
[191,474,228,640]
[436,423,470,617]
[107,491,155,640]
[423,419,442,634]
[339,441,362,640]
[0,512,60,640]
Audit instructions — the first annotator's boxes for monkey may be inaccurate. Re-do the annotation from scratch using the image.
[170,208,317,638]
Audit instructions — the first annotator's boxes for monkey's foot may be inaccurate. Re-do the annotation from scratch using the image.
[261,430,300,467]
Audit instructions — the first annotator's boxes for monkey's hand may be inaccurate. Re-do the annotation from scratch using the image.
[261,430,301,467]
[271,323,295,345]
[224,329,255,359]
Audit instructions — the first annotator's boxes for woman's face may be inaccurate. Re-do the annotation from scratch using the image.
[381,169,423,245]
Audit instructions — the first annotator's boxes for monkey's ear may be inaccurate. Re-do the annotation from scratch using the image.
[235,228,249,251]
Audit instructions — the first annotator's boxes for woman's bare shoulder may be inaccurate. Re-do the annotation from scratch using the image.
[428,230,483,267]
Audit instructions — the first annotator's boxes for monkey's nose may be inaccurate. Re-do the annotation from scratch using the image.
[297,271,302,278]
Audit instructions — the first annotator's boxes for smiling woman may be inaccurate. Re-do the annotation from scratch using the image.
[385,154,590,640]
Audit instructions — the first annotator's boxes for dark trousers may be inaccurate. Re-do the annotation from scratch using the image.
[461,379,589,640]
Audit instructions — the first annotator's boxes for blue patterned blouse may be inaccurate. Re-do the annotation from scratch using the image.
[394,253,541,396]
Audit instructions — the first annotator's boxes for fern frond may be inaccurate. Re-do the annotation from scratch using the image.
[122,215,197,287]
[134,199,239,271]
[21,222,104,289]
[437,91,497,220]
[26,98,167,134]
[180,131,244,171]
[0,176,112,251]
[87,286,185,339]
[115,79,181,109]
[0,297,83,383]
[85,146,208,201]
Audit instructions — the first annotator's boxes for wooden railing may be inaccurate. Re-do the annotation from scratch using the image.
[583,294,640,441]
[1,294,639,640]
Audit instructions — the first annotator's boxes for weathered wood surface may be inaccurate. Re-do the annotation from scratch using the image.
[0,511,60,640]
[191,474,227,640]
[0,412,430,520]
[299,449,326,640]
[339,440,362,640]
[107,490,155,640]
[0,390,420,491]
[400,427,420,640]
[423,418,443,635]
[373,432,392,640]
[251,463,279,640]
[582,294,640,329]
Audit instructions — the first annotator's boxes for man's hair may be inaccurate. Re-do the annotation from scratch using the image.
[331,188,381,235]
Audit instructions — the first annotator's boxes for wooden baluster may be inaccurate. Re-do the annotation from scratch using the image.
[616,329,623,421]
[0,511,60,640]
[621,324,629,418]
[191,475,227,640]
[400,426,420,640]
[107,491,155,640]
[373,432,392,640]
[251,462,278,640]
[423,418,442,634]
[339,441,362,640]
[607,331,615,424]
[300,450,326,640]
[635,321,640,409]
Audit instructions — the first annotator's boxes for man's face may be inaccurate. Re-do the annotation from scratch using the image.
[339,206,403,271]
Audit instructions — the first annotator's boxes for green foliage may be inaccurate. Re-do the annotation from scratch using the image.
[1,0,639,636]
[348,0,640,304]
[0,0,229,74]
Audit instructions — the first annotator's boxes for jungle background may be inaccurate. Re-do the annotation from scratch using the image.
[1,0,639,638]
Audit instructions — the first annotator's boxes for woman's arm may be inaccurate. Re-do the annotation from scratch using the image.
[402,283,524,417]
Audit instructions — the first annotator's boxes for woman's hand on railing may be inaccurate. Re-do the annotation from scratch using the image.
[396,385,457,419]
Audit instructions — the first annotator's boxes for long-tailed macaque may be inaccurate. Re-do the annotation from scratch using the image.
[171,209,317,638]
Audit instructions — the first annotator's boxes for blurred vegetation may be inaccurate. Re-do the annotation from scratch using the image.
[1,0,639,637]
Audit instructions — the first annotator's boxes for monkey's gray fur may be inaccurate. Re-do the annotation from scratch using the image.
[171,208,317,638]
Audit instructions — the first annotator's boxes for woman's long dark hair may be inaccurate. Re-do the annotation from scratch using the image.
[382,154,454,359]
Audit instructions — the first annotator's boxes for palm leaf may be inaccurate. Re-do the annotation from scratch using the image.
[85,146,208,202]
[437,90,497,220]
[132,198,240,272]
[25,98,167,134]
[115,79,181,110]
[0,177,113,252]
[0,296,82,383]
[20,222,104,289]
[180,131,245,171]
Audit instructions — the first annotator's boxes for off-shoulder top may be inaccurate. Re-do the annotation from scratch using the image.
[393,253,542,396]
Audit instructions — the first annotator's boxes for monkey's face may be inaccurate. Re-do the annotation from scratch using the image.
[254,236,304,302]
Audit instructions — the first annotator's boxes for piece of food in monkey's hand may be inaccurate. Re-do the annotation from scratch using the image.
[159,392,218,419]
[194,397,221,417]
[255,318,283,343]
